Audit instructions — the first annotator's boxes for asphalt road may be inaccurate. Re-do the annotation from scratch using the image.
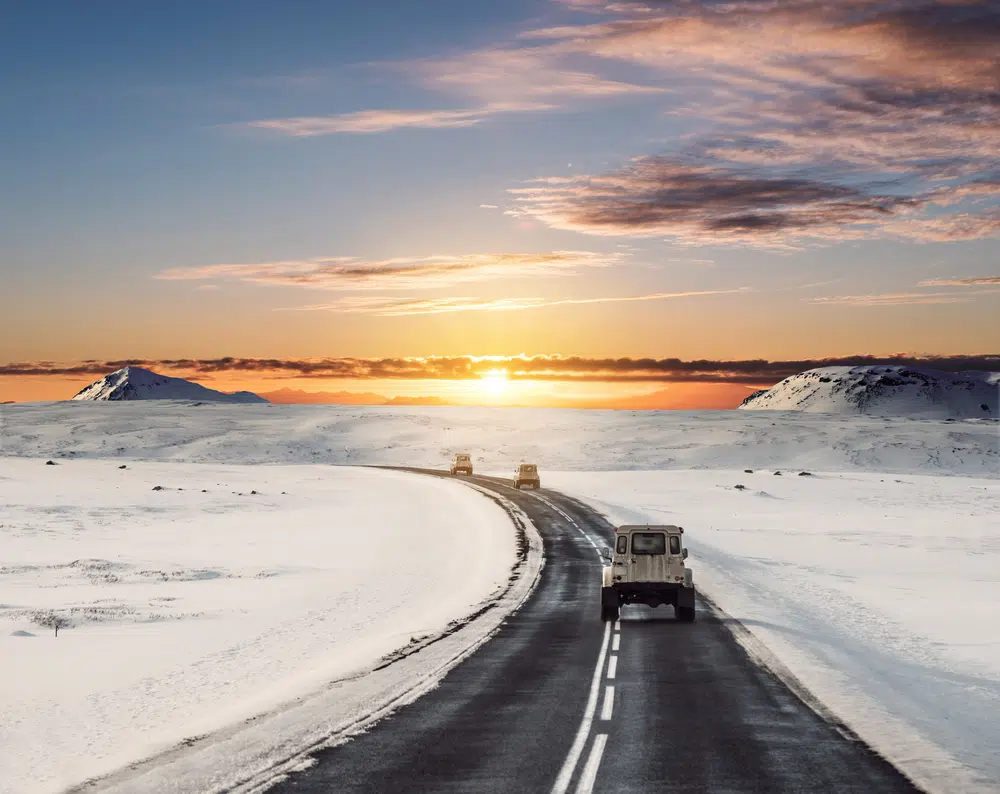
[270,472,924,794]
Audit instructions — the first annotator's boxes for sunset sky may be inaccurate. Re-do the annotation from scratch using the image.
[2,0,998,406]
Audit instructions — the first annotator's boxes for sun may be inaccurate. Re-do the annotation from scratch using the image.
[480,368,510,396]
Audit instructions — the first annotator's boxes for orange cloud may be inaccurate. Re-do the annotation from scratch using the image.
[156,251,623,290]
[294,287,746,315]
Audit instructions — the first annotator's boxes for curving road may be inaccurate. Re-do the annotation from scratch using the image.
[270,472,924,794]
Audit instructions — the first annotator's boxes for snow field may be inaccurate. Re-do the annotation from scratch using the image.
[1,400,997,477]
[0,459,518,794]
[546,469,1000,794]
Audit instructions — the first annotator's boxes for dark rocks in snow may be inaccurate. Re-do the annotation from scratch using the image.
[118,464,127,469]
[773,471,782,476]
[734,484,747,490]
[152,485,164,491]
[45,460,57,466]
[798,471,812,476]
[250,490,258,495]
[744,469,754,474]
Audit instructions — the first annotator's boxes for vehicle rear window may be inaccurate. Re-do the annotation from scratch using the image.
[631,532,666,555]
[521,465,536,472]
[669,535,681,555]
[615,535,628,554]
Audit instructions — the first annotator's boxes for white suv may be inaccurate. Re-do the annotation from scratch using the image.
[601,525,695,622]
[450,454,473,476]
[512,463,540,490]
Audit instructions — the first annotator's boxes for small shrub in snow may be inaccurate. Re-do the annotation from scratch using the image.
[32,611,70,637]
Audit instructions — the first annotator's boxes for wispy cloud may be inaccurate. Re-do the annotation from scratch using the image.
[508,158,916,246]
[919,276,1000,287]
[808,292,976,307]
[245,102,553,135]
[6,354,998,383]
[494,1,1000,245]
[293,287,746,316]
[156,251,622,291]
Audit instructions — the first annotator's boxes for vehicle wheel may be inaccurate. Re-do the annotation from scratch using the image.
[675,605,695,623]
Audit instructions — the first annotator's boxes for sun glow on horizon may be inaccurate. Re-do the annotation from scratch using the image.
[479,368,510,397]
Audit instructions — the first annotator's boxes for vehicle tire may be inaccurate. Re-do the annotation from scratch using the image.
[675,605,695,623]
[601,586,619,622]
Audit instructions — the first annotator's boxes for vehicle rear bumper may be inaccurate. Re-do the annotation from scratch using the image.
[611,581,695,607]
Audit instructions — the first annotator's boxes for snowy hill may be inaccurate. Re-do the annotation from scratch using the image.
[71,367,267,404]
[738,365,997,418]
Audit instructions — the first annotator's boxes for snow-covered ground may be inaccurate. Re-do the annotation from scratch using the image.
[1,401,997,793]
[1,400,997,476]
[0,459,521,794]
[546,469,1000,794]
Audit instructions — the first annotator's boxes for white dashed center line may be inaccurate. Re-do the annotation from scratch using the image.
[600,686,615,721]
[550,622,611,794]
[574,734,608,794]
[612,634,620,652]
[607,655,617,680]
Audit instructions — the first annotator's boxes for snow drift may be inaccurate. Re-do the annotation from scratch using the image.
[739,365,997,418]
[548,469,1000,794]
[72,366,267,404]
[0,460,523,794]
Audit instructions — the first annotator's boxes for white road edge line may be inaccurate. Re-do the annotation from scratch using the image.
[600,686,614,721]
[574,734,609,794]
[530,492,606,559]
[612,634,620,652]
[550,622,612,794]
[607,656,617,679]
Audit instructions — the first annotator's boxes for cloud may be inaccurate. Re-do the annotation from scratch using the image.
[500,1,1000,244]
[417,47,666,103]
[293,287,745,316]
[919,276,1000,287]
[5,354,998,384]
[508,157,916,245]
[479,204,499,209]
[156,251,622,291]
[808,292,977,306]
[245,102,554,135]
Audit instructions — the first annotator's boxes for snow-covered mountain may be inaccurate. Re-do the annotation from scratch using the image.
[739,365,997,418]
[72,367,267,404]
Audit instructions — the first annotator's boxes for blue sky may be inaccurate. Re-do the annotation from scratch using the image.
[1,0,998,402]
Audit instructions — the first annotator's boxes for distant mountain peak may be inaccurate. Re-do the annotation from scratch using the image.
[72,367,268,404]
[739,365,997,418]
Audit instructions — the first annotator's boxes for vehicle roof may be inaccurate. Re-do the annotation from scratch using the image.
[518,463,537,468]
[616,524,683,533]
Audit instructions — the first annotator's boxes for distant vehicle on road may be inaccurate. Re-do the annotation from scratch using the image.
[601,525,695,622]
[512,463,540,490]
[450,453,473,476]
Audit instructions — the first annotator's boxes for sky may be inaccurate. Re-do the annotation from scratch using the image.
[1,0,998,406]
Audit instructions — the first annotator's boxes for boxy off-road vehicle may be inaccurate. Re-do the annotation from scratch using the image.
[512,463,540,490]
[450,453,473,476]
[601,525,695,622]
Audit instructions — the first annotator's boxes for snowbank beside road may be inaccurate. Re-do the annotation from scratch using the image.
[547,469,1000,794]
[0,460,518,794]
